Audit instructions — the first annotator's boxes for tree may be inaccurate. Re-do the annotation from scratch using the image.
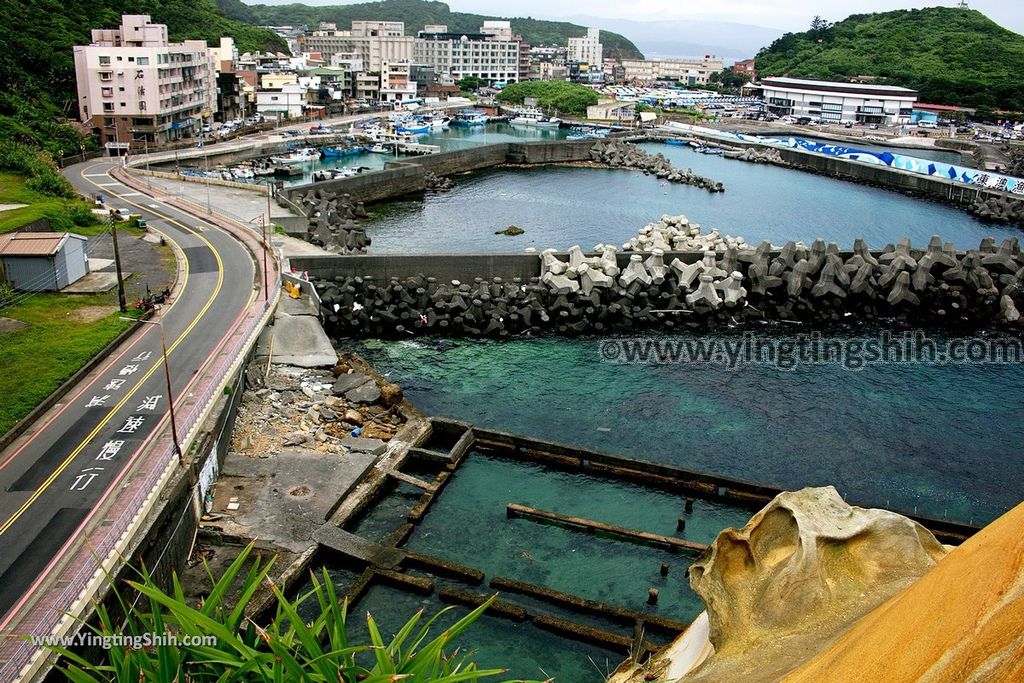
[810,15,829,32]
[456,75,485,91]
[710,68,751,91]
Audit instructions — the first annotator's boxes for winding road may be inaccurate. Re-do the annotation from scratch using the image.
[0,158,270,679]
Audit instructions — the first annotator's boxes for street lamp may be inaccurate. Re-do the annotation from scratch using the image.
[120,317,184,467]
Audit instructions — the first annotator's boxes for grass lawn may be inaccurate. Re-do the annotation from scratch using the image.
[0,172,106,235]
[0,292,140,436]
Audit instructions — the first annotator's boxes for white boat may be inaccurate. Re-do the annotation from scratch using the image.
[510,108,561,128]
[421,113,450,130]
[367,142,395,154]
[452,109,488,127]
[270,147,320,164]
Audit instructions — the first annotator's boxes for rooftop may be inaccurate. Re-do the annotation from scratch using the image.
[760,76,918,95]
[0,232,85,257]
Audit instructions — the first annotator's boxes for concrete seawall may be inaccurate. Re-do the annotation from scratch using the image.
[283,140,599,205]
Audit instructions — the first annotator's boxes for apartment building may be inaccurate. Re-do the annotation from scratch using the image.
[414,22,522,85]
[621,55,724,85]
[73,14,218,146]
[379,60,417,103]
[568,28,602,67]
[758,77,918,125]
[299,21,414,72]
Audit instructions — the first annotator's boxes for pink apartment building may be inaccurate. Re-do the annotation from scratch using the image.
[73,15,218,147]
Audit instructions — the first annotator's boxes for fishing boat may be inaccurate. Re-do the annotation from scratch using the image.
[509,108,561,128]
[395,122,430,135]
[664,138,688,146]
[366,142,395,154]
[321,145,366,158]
[269,147,320,164]
[451,109,488,127]
[420,113,451,130]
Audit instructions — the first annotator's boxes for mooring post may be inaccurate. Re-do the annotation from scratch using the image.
[685,498,694,513]
[676,516,686,531]
[647,588,659,605]
[660,562,670,577]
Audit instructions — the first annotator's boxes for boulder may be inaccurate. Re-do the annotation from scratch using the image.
[332,372,370,396]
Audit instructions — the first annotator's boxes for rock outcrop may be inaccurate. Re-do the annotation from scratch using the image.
[613,487,949,683]
[784,499,1024,683]
[588,140,724,192]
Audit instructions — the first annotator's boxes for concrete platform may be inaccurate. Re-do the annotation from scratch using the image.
[61,271,130,294]
[313,525,406,569]
[256,314,337,367]
[214,449,376,553]
[87,257,115,271]
[278,293,319,317]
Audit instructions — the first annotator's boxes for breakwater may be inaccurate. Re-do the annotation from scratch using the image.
[296,230,1024,338]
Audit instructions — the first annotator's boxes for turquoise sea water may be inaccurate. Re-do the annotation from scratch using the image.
[351,336,1024,526]
[362,142,1016,254]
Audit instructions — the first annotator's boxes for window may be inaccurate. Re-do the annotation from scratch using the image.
[103,102,114,112]
[99,71,112,81]
[138,57,149,65]
[101,87,113,97]
[99,56,111,65]
[139,101,147,111]
[118,86,125,92]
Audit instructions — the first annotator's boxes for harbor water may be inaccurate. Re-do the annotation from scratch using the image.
[350,335,1024,526]
[361,141,1017,254]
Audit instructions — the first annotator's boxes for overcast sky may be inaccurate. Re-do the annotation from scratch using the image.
[253,0,1023,34]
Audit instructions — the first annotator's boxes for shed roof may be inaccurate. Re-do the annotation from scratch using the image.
[0,232,85,257]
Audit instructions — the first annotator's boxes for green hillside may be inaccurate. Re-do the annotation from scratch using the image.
[217,0,644,60]
[755,7,1024,110]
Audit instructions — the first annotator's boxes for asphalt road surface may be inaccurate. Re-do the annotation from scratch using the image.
[0,159,257,621]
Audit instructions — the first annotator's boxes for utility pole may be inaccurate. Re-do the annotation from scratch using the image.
[123,318,184,467]
[109,210,127,312]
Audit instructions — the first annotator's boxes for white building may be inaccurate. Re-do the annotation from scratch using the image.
[568,28,602,67]
[299,21,413,72]
[621,56,723,85]
[414,23,522,85]
[73,14,218,146]
[256,83,306,119]
[757,77,918,126]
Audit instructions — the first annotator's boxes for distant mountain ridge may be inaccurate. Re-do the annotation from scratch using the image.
[755,7,1024,111]
[557,15,780,63]
[219,0,645,59]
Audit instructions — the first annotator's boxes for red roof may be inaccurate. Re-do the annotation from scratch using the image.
[914,103,962,112]
[0,232,83,257]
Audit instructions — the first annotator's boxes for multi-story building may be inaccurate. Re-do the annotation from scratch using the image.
[732,58,756,79]
[414,22,522,85]
[621,56,723,85]
[379,60,417,103]
[73,14,218,146]
[757,77,917,125]
[354,72,380,101]
[299,21,414,72]
[568,28,602,67]
[256,83,307,119]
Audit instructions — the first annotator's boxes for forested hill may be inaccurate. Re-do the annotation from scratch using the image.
[217,0,644,60]
[754,7,1024,111]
